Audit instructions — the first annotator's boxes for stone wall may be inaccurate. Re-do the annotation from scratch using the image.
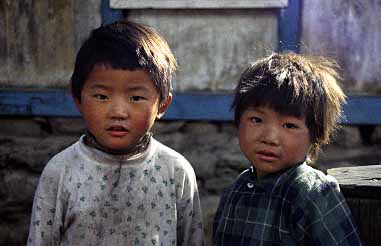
[1,117,380,246]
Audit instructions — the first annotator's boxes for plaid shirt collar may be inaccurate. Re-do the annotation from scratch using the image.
[248,161,307,191]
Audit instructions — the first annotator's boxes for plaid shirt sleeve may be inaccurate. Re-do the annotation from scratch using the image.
[293,175,362,246]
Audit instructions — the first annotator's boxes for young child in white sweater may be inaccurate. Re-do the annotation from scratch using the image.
[28,20,205,246]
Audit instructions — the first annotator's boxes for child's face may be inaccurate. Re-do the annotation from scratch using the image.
[238,106,311,178]
[74,65,171,151]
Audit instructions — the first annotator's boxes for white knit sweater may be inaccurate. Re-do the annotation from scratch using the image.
[28,136,205,246]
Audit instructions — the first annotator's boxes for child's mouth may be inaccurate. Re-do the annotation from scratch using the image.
[107,126,129,137]
[256,150,279,162]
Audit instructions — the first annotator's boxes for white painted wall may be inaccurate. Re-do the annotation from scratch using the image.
[129,9,277,91]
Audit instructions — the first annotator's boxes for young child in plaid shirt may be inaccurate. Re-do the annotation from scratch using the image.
[213,53,362,245]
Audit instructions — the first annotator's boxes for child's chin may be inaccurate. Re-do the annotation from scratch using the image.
[103,141,131,151]
[108,144,131,150]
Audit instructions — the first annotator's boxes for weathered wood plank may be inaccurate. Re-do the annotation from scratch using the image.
[327,165,381,198]
[345,198,381,246]
[328,165,381,246]
[110,0,288,9]
[327,165,381,187]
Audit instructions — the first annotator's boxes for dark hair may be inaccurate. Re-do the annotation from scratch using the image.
[71,20,177,103]
[232,53,346,160]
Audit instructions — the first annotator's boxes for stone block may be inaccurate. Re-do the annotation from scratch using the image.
[0,212,30,246]
[0,136,77,172]
[154,132,187,153]
[204,176,235,194]
[181,122,219,135]
[182,149,217,179]
[215,167,240,179]
[317,145,381,171]
[371,126,381,144]
[200,195,221,246]
[331,126,362,147]
[219,123,238,135]
[152,121,186,134]
[216,151,250,171]
[49,117,86,135]
[0,117,49,137]
[0,169,38,207]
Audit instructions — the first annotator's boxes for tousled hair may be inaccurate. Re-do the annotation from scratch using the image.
[71,20,177,104]
[232,53,346,161]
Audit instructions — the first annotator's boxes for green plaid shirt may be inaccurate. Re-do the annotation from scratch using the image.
[213,162,362,246]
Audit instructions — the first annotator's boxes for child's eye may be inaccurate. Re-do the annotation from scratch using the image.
[130,96,146,102]
[94,94,108,100]
[250,117,262,123]
[283,123,298,129]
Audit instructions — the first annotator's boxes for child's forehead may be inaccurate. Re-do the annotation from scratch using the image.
[92,63,144,73]
[244,104,306,119]
[86,65,155,85]
[88,64,154,81]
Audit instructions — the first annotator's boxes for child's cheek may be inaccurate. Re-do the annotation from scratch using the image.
[134,114,156,132]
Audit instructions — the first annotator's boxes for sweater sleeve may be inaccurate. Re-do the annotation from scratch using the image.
[27,157,64,246]
[292,175,362,246]
[175,160,205,246]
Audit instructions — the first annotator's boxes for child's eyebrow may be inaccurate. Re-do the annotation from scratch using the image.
[126,85,152,93]
[88,84,151,93]
[88,83,109,90]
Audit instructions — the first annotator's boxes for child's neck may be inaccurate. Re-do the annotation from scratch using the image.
[84,131,151,156]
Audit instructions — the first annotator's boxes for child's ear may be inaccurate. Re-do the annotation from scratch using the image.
[156,93,172,119]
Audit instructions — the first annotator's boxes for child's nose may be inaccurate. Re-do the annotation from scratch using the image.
[261,125,280,145]
[109,98,129,119]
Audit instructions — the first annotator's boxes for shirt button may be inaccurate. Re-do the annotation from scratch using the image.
[247,182,254,188]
